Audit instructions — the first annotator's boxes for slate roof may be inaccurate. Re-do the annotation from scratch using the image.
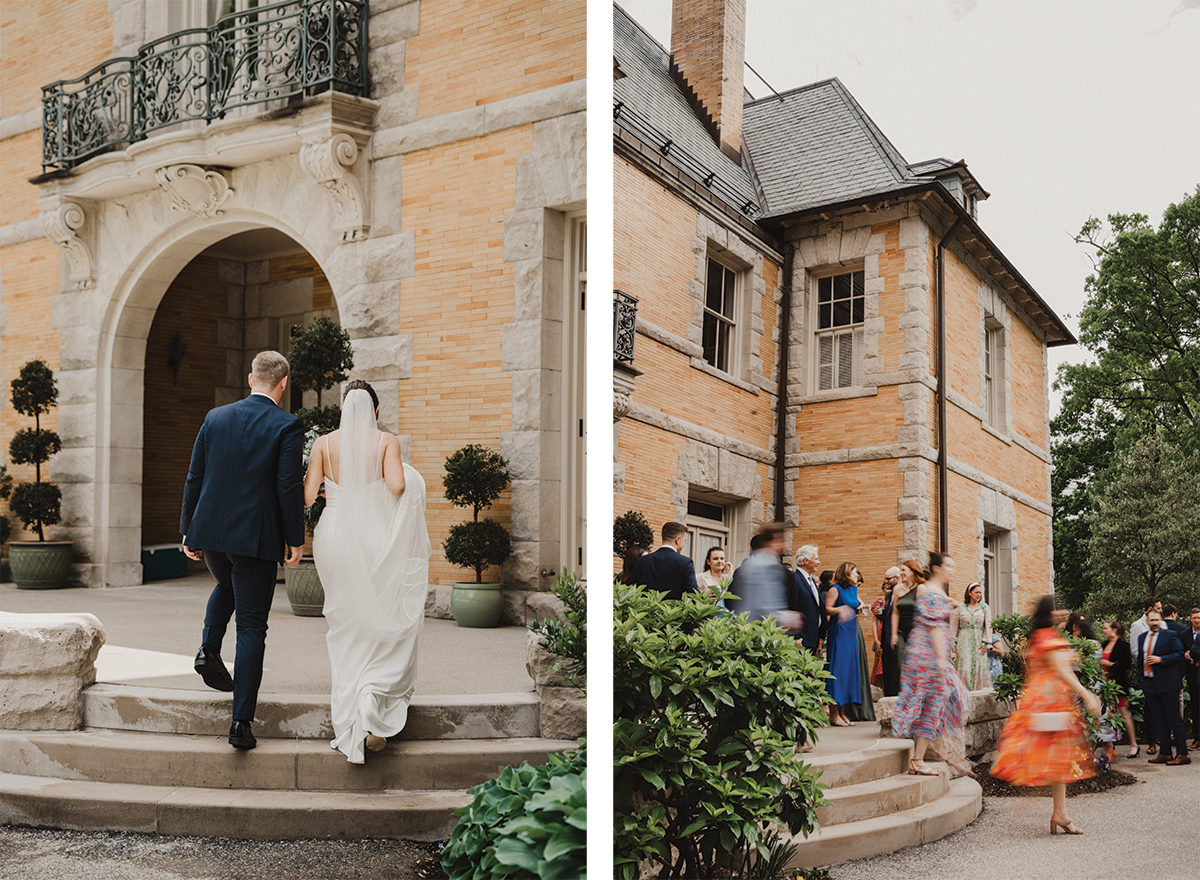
[613,4,761,216]
[742,79,934,218]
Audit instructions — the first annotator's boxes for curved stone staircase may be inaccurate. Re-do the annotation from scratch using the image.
[785,733,982,870]
[0,684,575,840]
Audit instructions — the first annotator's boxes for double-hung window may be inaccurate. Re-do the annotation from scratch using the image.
[814,269,864,391]
[702,257,737,373]
[983,319,1006,429]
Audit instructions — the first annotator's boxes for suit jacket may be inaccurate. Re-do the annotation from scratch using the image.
[729,551,789,625]
[1105,638,1133,693]
[1137,628,1185,694]
[787,567,825,650]
[630,547,698,600]
[180,393,306,562]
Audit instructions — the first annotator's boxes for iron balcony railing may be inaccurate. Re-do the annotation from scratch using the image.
[41,0,369,172]
[614,289,639,363]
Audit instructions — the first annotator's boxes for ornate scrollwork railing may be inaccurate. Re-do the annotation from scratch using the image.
[41,0,369,172]
[614,289,639,363]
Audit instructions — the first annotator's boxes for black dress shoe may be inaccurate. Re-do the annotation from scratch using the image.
[229,720,256,750]
[194,645,234,692]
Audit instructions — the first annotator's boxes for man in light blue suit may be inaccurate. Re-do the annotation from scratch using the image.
[181,350,306,751]
[729,524,801,634]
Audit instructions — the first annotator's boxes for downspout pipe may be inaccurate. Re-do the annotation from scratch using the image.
[774,243,795,526]
[936,216,965,554]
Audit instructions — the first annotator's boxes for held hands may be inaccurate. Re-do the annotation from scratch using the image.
[182,538,202,562]
[284,545,303,567]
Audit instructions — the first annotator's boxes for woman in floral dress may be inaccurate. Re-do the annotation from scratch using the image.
[951,582,992,690]
[892,553,969,776]
[992,595,1100,834]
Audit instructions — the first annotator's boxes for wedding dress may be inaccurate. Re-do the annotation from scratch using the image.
[312,389,431,764]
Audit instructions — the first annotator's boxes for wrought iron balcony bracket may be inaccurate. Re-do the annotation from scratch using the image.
[41,0,370,173]
[614,289,639,364]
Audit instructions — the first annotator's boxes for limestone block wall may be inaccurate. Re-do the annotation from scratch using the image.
[0,613,105,730]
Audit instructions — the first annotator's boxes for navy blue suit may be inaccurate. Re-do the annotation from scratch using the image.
[181,392,305,723]
[1137,628,1188,758]
[630,547,698,600]
[1183,626,1200,742]
[787,568,825,651]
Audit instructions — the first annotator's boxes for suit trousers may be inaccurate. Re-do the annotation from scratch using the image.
[1187,666,1200,741]
[1144,688,1188,758]
[202,552,278,723]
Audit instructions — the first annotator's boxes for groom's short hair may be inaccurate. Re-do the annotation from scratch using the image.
[252,350,290,389]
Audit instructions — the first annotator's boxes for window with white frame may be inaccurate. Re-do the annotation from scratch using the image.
[982,533,996,608]
[814,269,865,391]
[982,529,1014,615]
[684,495,731,576]
[702,256,738,373]
[983,318,1006,429]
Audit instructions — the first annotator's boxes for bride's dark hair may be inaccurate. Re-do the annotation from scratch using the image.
[343,379,378,411]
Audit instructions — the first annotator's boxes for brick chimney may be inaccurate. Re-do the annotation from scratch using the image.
[670,0,746,164]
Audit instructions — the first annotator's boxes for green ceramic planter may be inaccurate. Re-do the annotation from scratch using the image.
[9,541,74,590]
[451,582,503,628]
[284,558,325,617]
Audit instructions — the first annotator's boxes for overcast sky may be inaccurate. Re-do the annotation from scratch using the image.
[616,0,1200,413]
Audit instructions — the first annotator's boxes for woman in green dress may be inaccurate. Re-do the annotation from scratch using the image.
[950,582,992,690]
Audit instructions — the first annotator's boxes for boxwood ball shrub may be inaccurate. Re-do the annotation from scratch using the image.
[441,740,586,880]
[614,583,830,880]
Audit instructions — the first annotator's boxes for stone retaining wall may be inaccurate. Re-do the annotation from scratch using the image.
[425,586,566,627]
[0,612,106,730]
[524,630,585,740]
[876,689,1012,765]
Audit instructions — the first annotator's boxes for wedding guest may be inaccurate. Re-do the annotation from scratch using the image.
[1099,620,1139,758]
[846,567,876,723]
[1130,596,1163,754]
[992,596,1101,834]
[986,631,1005,682]
[871,570,899,690]
[728,524,801,633]
[891,552,968,776]
[630,522,698,600]
[1184,607,1200,749]
[619,545,647,585]
[789,544,826,653]
[825,562,868,726]
[1162,603,1187,637]
[887,560,921,695]
[1065,611,1099,645]
[1138,609,1189,765]
[950,582,992,690]
[697,546,730,590]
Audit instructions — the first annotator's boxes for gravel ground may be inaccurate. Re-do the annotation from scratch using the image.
[0,828,446,880]
[828,757,1196,880]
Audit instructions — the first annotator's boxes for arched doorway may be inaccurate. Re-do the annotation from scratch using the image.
[140,228,340,546]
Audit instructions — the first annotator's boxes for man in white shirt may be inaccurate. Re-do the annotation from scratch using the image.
[1129,597,1162,753]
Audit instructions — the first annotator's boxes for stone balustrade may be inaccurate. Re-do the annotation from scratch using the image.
[0,612,106,730]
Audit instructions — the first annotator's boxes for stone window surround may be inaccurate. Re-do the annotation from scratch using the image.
[977,282,1014,441]
[672,437,762,570]
[808,263,867,395]
[977,486,1020,617]
[687,214,766,392]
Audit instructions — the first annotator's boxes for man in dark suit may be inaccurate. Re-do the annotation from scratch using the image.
[630,521,698,600]
[788,544,825,653]
[181,350,306,751]
[1184,607,1200,749]
[1138,609,1190,765]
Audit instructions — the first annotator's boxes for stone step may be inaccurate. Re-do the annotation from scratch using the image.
[786,774,983,870]
[814,766,948,827]
[0,729,575,793]
[0,771,470,841]
[802,738,911,788]
[83,684,541,740]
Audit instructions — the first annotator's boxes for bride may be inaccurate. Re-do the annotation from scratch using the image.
[303,380,431,763]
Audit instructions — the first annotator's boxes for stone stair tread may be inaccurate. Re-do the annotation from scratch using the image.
[0,771,471,841]
[801,738,911,788]
[786,776,983,870]
[0,728,576,792]
[813,766,948,827]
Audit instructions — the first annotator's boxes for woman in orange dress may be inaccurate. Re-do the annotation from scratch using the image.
[992,595,1101,834]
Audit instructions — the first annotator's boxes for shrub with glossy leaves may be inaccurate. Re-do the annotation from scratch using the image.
[614,583,830,880]
[441,740,586,880]
[528,569,586,689]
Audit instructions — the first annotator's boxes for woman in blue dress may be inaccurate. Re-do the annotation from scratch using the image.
[825,561,865,726]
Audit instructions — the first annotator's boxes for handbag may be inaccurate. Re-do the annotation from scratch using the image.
[1029,711,1073,732]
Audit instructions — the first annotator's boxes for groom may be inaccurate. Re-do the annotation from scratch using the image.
[180,350,306,750]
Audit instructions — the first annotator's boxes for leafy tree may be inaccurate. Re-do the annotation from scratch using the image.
[287,317,354,435]
[613,509,653,558]
[1052,186,1200,607]
[1083,433,1200,622]
[613,583,829,880]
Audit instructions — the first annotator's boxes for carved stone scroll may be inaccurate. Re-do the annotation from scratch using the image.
[40,201,94,289]
[299,133,369,243]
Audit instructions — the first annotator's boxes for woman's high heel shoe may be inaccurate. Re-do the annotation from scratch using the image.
[1050,818,1082,835]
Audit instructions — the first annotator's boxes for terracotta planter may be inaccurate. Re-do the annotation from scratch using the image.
[284,558,325,617]
[9,541,74,590]
[451,582,503,628]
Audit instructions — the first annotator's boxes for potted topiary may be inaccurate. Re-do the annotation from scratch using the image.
[282,317,354,616]
[7,360,73,589]
[442,444,512,627]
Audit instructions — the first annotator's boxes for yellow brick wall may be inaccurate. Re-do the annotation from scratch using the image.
[1008,316,1048,449]
[405,0,585,117]
[142,256,231,545]
[0,2,113,118]
[796,387,904,453]
[401,125,530,585]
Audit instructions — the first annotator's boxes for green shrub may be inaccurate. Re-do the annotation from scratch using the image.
[613,509,653,559]
[528,569,586,689]
[8,360,62,540]
[441,741,586,880]
[614,583,830,880]
[442,444,512,583]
